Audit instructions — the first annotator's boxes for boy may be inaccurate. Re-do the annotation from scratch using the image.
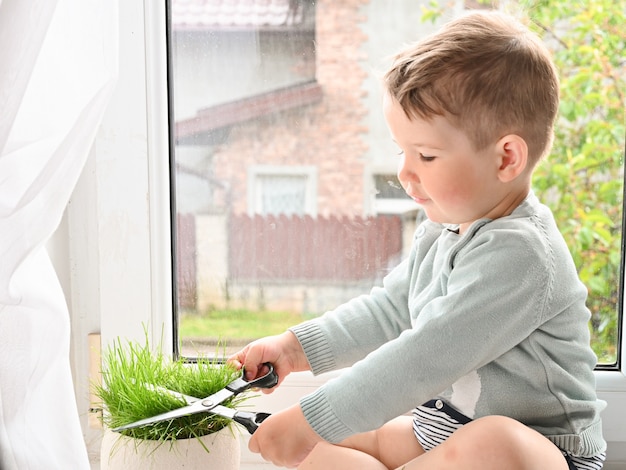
[230,10,607,469]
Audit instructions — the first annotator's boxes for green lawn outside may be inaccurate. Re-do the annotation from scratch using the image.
[179,308,317,342]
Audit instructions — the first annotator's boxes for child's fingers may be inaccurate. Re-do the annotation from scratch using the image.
[241,348,265,380]
[227,357,242,370]
[226,350,246,370]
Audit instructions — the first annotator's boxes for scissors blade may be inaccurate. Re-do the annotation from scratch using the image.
[142,383,199,404]
[194,362,278,408]
[111,392,208,432]
[111,364,278,433]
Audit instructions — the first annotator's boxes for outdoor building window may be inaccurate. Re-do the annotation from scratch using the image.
[257,174,306,216]
[248,166,317,217]
[371,173,419,216]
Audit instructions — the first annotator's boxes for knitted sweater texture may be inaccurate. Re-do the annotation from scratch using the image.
[290,192,606,457]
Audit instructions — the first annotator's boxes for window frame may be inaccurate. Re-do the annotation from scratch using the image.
[71,1,626,466]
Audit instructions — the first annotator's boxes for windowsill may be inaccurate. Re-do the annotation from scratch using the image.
[595,368,626,391]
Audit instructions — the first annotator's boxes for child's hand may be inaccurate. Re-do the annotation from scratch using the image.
[228,330,310,391]
[249,403,322,467]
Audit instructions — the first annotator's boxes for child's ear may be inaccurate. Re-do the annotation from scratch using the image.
[495,134,528,183]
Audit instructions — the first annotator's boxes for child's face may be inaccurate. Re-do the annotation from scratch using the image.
[383,94,506,231]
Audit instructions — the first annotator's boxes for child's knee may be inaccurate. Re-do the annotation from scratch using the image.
[375,416,424,468]
[435,416,569,469]
[441,416,537,464]
[337,417,420,468]
[458,415,527,445]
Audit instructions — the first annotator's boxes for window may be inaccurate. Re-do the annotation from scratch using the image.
[248,166,317,217]
[168,0,624,368]
[169,0,416,357]
[371,173,419,215]
[80,0,625,465]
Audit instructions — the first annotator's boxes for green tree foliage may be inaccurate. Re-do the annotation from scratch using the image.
[521,0,625,363]
[422,1,625,363]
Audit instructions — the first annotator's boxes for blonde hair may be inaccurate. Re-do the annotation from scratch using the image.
[384,11,559,165]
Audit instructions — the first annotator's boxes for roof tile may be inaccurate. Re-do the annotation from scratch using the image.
[172,0,304,29]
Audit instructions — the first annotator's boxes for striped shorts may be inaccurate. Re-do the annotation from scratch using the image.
[412,400,605,470]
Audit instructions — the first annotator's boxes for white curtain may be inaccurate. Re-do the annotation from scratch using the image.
[0,0,117,468]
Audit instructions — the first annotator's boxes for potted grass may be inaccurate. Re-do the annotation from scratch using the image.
[94,333,246,469]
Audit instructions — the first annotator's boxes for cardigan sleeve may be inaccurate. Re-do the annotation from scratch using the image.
[292,216,578,443]
[289,220,443,374]
[289,255,414,375]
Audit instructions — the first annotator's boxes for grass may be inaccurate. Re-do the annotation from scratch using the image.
[179,308,316,341]
[94,331,249,446]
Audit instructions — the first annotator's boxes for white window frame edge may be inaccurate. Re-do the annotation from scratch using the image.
[62,0,172,459]
[67,0,172,378]
[144,0,174,350]
[595,339,626,464]
[247,164,318,217]
[82,0,173,351]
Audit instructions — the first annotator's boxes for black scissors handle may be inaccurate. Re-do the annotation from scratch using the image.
[226,362,279,394]
[232,411,271,434]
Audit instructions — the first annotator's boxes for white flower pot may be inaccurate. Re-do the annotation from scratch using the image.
[100,426,240,469]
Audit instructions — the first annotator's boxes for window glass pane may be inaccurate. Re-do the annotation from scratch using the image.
[374,174,408,200]
[518,0,625,366]
[169,0,624,366]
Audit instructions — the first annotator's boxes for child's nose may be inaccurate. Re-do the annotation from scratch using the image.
[397,155,419,185]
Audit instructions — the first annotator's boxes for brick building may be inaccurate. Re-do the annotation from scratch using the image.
[170,0,441,218]
[168,0,449,312]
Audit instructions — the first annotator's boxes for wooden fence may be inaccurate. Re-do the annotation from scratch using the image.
[176,214,197,309]
[228,214,402,281]
[176,213,404,309]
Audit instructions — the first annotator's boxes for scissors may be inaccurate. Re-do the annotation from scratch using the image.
[112,362,278,435]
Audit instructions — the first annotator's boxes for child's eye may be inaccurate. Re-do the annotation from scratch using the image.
[420,153,436,162]
[397,149,405,156]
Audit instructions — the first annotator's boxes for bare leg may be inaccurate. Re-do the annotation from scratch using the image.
[298,416,422,470]
[299,443,388,470]
[397,415,570,470]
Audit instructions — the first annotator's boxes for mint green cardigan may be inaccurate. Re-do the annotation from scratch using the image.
[290,192,606,457]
